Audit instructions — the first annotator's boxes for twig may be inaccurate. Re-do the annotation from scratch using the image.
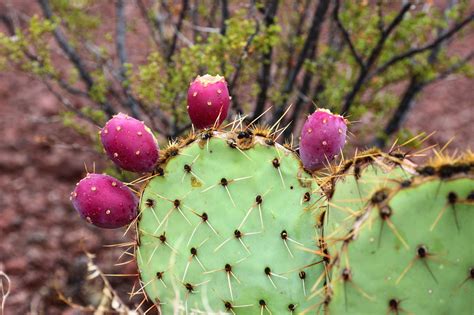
[42,78,99,126]
[229,20,260,97]
[310,11,345,107]
[426,51,474,85]
[373,2,472,148]
[284,0,312,75]
[376,0,384,34]
[85,37,169,134]
[219,0,230,76]
[284,8,340,138]
[373,75,424,148]
[166,0,189,62]
[1,11,93,99]
[136,0,163,50]
[190,0,199,41]
[0,13,15,34]
[37,0,115,117]
[183,20,220,33]
[115,0,141,119]
[272,0,331,124]
[253,0,279,121]
[227,21,260,115]
[341,2,412,114]
[333,0,365,70]
[220,0,229,36]
[371,12,474,79]
[206,0,219,30]
[375,50,474,148]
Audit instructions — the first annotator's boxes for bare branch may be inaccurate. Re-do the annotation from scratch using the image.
[136,0,163,50]
[37,0,115,117]
[371,12,473,78]
[286,9,346,138]
[190,0,199,41]
[206,0,219,30]
[426,51,474,85]
[183,20,220,33]
[341,2,412,114]
[115,0,141,119]
[229,22,260,93]
[372,2,472,148]
[42,79,99,126]
[372,75,424,148]
[252,0,279,121]
[284,0,312,73]
[281,0,330,97]
[228,19,260,114]
[0,13,15,35]
[374,52,474,148]
[167,0,189,62]
[1,10,92,99]
[376,0,384,33]
[220,0,229,36]
[273,0,331,124]
[333,0,365,70]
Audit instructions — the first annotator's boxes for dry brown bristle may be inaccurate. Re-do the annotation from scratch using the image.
[180,132,197,146]
[251,124,272,138]
[158,144,181,165]
[283,141,294,151]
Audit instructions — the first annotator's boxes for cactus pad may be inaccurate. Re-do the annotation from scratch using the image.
[137,130,326,314]
[324,149,415,243]
[325,170,474,314]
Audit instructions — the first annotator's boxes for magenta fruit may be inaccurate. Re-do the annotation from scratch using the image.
[71,173,138,229]
[100,113,159,172]
[299,108,347,171]
[187,74,230,129]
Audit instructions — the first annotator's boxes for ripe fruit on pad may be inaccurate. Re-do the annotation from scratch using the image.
[71,173,138,229]
[299,109,347,171]
[187,74,230,129]
[100,113,159,172]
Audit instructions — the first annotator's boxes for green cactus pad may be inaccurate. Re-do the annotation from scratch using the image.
[324,150,415,244]
[326,173,474,314]
[136,131,326,314]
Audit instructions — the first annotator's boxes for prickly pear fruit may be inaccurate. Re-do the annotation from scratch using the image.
[71,173,138,229]
[100,113,159,172]
[187,74,230,129]
[299,109,347,171]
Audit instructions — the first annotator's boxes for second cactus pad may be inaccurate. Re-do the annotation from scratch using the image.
[326,170,474,314]
[323,149,416,243]
[137,130,325,314]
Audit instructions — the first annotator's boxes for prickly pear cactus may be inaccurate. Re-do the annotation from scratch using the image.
[325,156,474,314]
[322,149,416,243]
[137,129,326,314]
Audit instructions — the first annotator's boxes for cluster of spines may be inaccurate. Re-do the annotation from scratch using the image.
[154,124,299,170]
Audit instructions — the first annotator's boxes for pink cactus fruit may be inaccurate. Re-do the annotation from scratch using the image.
[299,108,347,171]
[100,113,159,172]
[187,74,230,129]
[71,173,138,229]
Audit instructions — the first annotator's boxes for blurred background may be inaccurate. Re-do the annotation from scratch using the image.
[0,0,472,313]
